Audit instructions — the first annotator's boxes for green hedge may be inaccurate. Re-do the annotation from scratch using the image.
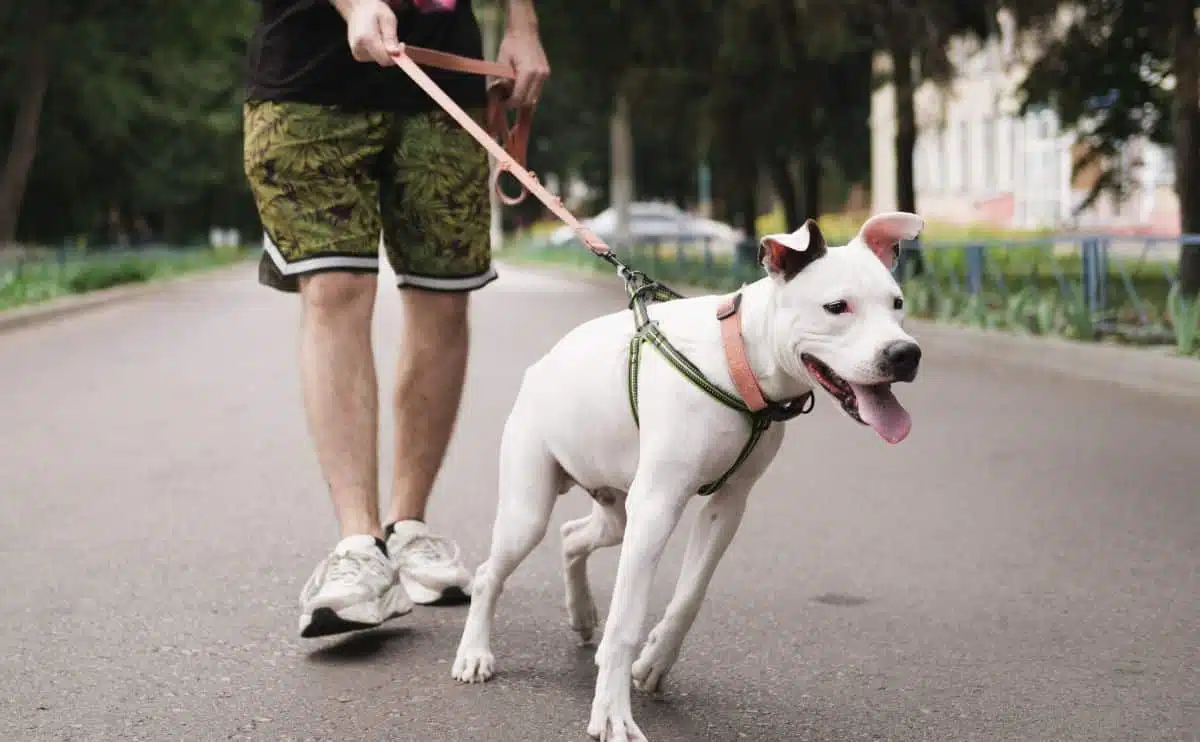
[0,245,253,312]
[505,238,1197,359]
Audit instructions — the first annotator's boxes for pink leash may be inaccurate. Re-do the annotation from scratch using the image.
[393,44,779,415]
[392,44,612,259]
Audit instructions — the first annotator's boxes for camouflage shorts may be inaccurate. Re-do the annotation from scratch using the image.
[243,100,495,293]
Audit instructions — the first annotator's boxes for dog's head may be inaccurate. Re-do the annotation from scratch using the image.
[758,211,925,444]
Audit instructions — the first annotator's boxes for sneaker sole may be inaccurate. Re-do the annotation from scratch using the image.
[417,585,471,607]
[300,607,387,639]
[400,574,472,606]
[299,588,414,638]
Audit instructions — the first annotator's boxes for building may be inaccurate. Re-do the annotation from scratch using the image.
[868,8,1180,235]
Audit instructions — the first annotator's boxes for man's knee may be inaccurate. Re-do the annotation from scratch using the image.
[300,272,377,318]
[401,289,470,341]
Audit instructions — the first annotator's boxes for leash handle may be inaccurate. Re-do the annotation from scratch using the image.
[393,44,614,258]
[400,43,515,80]
[398,44,531,200]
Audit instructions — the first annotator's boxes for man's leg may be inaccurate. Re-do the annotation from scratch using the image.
[380,106,498,605]
[243,100,412,636]
[387,289,470,527]
[299,272,383,542]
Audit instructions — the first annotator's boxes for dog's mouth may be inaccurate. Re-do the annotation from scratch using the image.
[800,353,912,444]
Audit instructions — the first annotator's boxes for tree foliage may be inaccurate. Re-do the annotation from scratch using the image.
[1,0,1197,293]
[0,0,257,245]
[530,0,879,233]
[1008,0,1200,292]
[1015,0,1175,205]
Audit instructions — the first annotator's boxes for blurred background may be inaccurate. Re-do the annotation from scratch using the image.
[2,6,1197,740]
[1,0,1198,353]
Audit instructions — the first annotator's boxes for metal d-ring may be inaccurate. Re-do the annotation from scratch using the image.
[490,163,527,205]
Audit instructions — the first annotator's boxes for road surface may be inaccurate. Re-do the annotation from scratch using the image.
[1,262,1196,742]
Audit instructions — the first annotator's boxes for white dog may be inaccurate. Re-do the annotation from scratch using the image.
[452,212,926,741]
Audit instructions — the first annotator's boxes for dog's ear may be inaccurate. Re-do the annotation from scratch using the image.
[759,219,827,281]
[855,211,925,270]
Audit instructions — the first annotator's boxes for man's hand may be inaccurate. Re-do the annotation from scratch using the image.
[333,0,401,67]
[496,1,549,108]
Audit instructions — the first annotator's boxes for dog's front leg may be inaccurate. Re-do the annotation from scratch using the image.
[633,482,752,694]
[588,479,690,742]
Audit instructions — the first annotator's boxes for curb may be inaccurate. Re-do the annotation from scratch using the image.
[495,258,1200,402]
[899,320,1200,401]
[0,259,255,336]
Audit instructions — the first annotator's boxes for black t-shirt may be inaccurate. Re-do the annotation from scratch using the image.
[244,0,489,113]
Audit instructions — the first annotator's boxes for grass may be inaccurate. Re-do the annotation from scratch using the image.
[500,230,1197,359]
[754,208,1053,243]
[519,206,1052,244]
[0,244,254,312]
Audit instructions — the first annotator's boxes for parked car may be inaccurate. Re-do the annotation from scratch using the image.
[546,201,744,252]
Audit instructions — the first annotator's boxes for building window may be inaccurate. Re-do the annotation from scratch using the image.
[1010,116,1023,190]
[934,126,947,194]
[959,120,971,194]
[999,116,1013,189]
[930,130,943,192]
[917,134,930,193]
[982,117,995,191]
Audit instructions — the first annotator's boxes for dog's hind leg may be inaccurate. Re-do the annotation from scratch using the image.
[562,494,627,645]
[632,482,752,694]
[452,405,564,684]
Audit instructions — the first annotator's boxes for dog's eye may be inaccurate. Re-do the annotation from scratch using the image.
[893,297,904,310]
[823,300,849,315]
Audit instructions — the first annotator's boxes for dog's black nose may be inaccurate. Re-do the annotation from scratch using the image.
[882,341,921,382]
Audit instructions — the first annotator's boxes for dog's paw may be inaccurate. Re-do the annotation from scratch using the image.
[632,625,680,694]
[567,591,599,645]
[451,647,495,684]
[562,520,601,646]
[587,702,648,742]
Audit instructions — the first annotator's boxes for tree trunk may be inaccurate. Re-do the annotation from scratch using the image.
[767,156,801,231]
[889,32,925,277]
[1172,0,1200,295]
[803,154,822,221]
[610,87,635,252]
[0,6,51,246]
[739,177,758,241]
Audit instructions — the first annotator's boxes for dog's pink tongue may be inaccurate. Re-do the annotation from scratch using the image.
[850,383,911,444]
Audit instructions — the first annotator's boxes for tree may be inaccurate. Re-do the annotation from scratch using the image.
[802,0,993,271]
[884,0,993,274]
[0,4,51,244]
[0,0,257,247]
[525,0,880,238]
[706,0,875,232]
[1009,0,1200,295]
[535,0,726,243]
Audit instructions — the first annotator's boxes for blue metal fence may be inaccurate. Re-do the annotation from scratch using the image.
[890,234,1193,338]
[520,232,1199,354]
[0,243,250,311]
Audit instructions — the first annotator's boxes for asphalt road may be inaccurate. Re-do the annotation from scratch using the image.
[1,261,1196,742]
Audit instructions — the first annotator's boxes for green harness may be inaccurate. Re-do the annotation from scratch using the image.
[620,273,815,496]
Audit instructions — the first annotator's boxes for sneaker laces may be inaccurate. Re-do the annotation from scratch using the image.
[326,549,389,585]
[396,533,461,568]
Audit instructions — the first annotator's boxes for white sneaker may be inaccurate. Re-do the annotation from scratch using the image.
[386,520,473,606]
[298,534,413,638]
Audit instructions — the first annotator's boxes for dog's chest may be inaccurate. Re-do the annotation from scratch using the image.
[525,296,782,494]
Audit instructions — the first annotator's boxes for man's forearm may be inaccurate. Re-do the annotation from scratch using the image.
[331,0,361,21]
[505,0,538,33]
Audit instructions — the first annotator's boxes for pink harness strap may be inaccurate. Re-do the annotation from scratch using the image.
[716,294,768,413]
